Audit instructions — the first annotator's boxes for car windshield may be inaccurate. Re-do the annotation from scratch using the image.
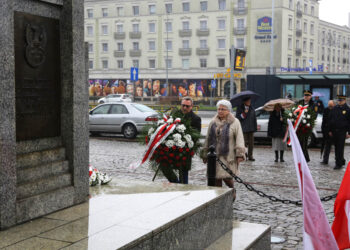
[131,104,155,112]
[108,95,121,98]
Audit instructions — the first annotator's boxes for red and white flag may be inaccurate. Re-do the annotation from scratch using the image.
[288,120,338,250]
[332,162,350,250]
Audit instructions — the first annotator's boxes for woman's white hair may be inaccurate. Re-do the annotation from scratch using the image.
[216,99,232,111]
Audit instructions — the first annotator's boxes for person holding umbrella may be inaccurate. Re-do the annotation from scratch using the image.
[236,97,257,161]
[268,103,287,162]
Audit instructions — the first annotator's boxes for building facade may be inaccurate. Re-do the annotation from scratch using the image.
[84,0,350,100]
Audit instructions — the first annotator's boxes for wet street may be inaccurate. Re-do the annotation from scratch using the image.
[90,133,349,250]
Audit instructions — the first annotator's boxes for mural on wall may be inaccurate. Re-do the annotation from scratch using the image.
[89,79,211,97]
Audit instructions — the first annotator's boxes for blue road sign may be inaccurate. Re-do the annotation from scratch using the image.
[130,67,139,81]
[211,80,216,89]
[309,59,313,75]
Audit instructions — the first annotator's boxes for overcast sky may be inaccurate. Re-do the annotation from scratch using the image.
[318,0,350,26]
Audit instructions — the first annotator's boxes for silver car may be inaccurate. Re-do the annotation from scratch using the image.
[255,107,323,146]
[89,102,158,138]
[98,94,132,104]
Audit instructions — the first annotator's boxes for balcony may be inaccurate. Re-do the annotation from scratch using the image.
[233,28,247,35]
[196,29,210,36]
[296,29,302,37]
[114,50,125,57]
[179,48,192,56]
[179,29,192,37]
[129,31,141,39]
[114,32,125,39]
[295,48,302,56]
[296,9,303,17]
[196,48,209,56]
[233,7,247,15]
[129,49,141,57]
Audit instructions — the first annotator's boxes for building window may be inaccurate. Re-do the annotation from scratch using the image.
[310,41,314,53]
[303,40,307,52]
[87,9,93,18]
[89,60,93,69]
[296,59,299,67]
[102,43,108,52]
[200,58,207,68]
[102,60,108,69]
[133,42,139,50]
[296,20,301,30]
[182,59,189,69]
[165,59,172,69]
[288,58,291,68]
[304,22,307,33]
[218,0,226,10]
[304,4,307,14]
[183,40,189,49]
[288,18,293,30]
[117,42,123,51]
[218,39,226,49]
[311,6,314,16]
[218,19,226,30]
[149,4,156,15]
[218,58,225,67]
[116,24,123,33]
[133,60,139,68]
[238,0,245,8]
[200,39,207,49]
[132,23,139,32]
[200,20,207,30]
[166,22,172,32]
[133,6,139,16]
[237,18,244,29]
[182,2,190,12]
[237,38,244,48]
[149,41,155,51]
[102,8,108,17]
[101,25,108,35]
[296,40,300,49]
[288,38,292,50]
[200,1,208,11]
[165,3,172,13]
[117,60,123,69]
[87,26,93,36]
[165,40,172,51]
[310,24,314,35]
[182,21,190,30]
[289,0,293,9]
[88,43,93,53]
[149,23,156,33]
[149,59,156,68]
[117,7,124,16]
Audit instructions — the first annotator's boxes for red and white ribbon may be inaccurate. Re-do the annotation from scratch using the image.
[283,105,309,145]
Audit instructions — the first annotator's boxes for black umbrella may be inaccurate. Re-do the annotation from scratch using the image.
[230,90,260,107]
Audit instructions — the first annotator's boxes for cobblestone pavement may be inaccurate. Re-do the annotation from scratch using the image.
[90,136,349,249]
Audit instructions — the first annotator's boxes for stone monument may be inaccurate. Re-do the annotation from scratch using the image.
[0,0,89,229]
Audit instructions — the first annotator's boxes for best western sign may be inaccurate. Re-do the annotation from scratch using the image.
[257,16,272,33]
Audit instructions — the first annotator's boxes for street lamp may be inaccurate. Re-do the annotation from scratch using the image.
[270,0,275,75]
[165,8,169,95]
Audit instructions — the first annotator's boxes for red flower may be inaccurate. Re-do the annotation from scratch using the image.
[176,163,181,167]
[190,151,194,156]
[164,147,169,152]
[169,160,173,164]
[185,148,190,152]
[169,153,174,158]
[175,156,180,160]
[156,158,161,163]
[182,156,187,161]
[160,151,164,155]
[163,156,168,160]
[179,148,184,153]
[172,146,176,150]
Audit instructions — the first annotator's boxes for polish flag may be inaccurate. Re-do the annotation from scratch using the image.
[288,120,338,250]
[332,162,350,250]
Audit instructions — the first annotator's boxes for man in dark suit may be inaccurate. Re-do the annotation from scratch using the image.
[321,100,335,164]
[328,95,350,170]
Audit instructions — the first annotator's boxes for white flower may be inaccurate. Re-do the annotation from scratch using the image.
[291,119,295,122]
[307,115,310,119]
[289,113,292,117]
[157,119,165,126]
[303,119,306,124]
[173,133,182,141]
[183,134,192,142]
[306,123,310,127]
[167,117,174,124]
[304,109,308,112]
[176,124,186,133]
[188,140,194,149]
[175,140,186,148]
[148,127,155,135]
[165,140,175,148]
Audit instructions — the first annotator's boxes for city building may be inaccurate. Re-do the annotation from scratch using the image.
[84,0,350,100]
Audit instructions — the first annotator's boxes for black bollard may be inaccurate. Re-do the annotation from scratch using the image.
[207,145,216,186]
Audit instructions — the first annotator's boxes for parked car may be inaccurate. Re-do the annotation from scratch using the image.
[97,94,132,104]
[255,106,323,146]
[89,102,158,138]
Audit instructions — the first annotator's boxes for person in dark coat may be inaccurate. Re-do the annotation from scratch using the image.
[296,90,316,162]
[321,100,335,164]
[178,96,201,183]
[268,104,286,162]
[328,95,350,170]
[314,96,325,114]
[236,97,257,161]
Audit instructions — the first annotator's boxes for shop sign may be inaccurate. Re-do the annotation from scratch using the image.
[280,65,324,72]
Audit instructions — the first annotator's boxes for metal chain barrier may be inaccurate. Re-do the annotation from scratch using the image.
[216,158,338,206]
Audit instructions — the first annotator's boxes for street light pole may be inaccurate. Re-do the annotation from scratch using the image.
[166,8,169,93]
[270,0,275,75]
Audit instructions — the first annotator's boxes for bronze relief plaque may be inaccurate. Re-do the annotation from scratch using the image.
[14,12,61,141]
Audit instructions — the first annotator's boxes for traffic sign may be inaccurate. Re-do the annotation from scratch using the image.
[130,67,139,81]
[234,49,246,71]
[309,59,313,75]
[211,80,216,89]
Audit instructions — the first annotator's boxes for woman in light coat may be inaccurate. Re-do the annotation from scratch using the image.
[202,100,246,201]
